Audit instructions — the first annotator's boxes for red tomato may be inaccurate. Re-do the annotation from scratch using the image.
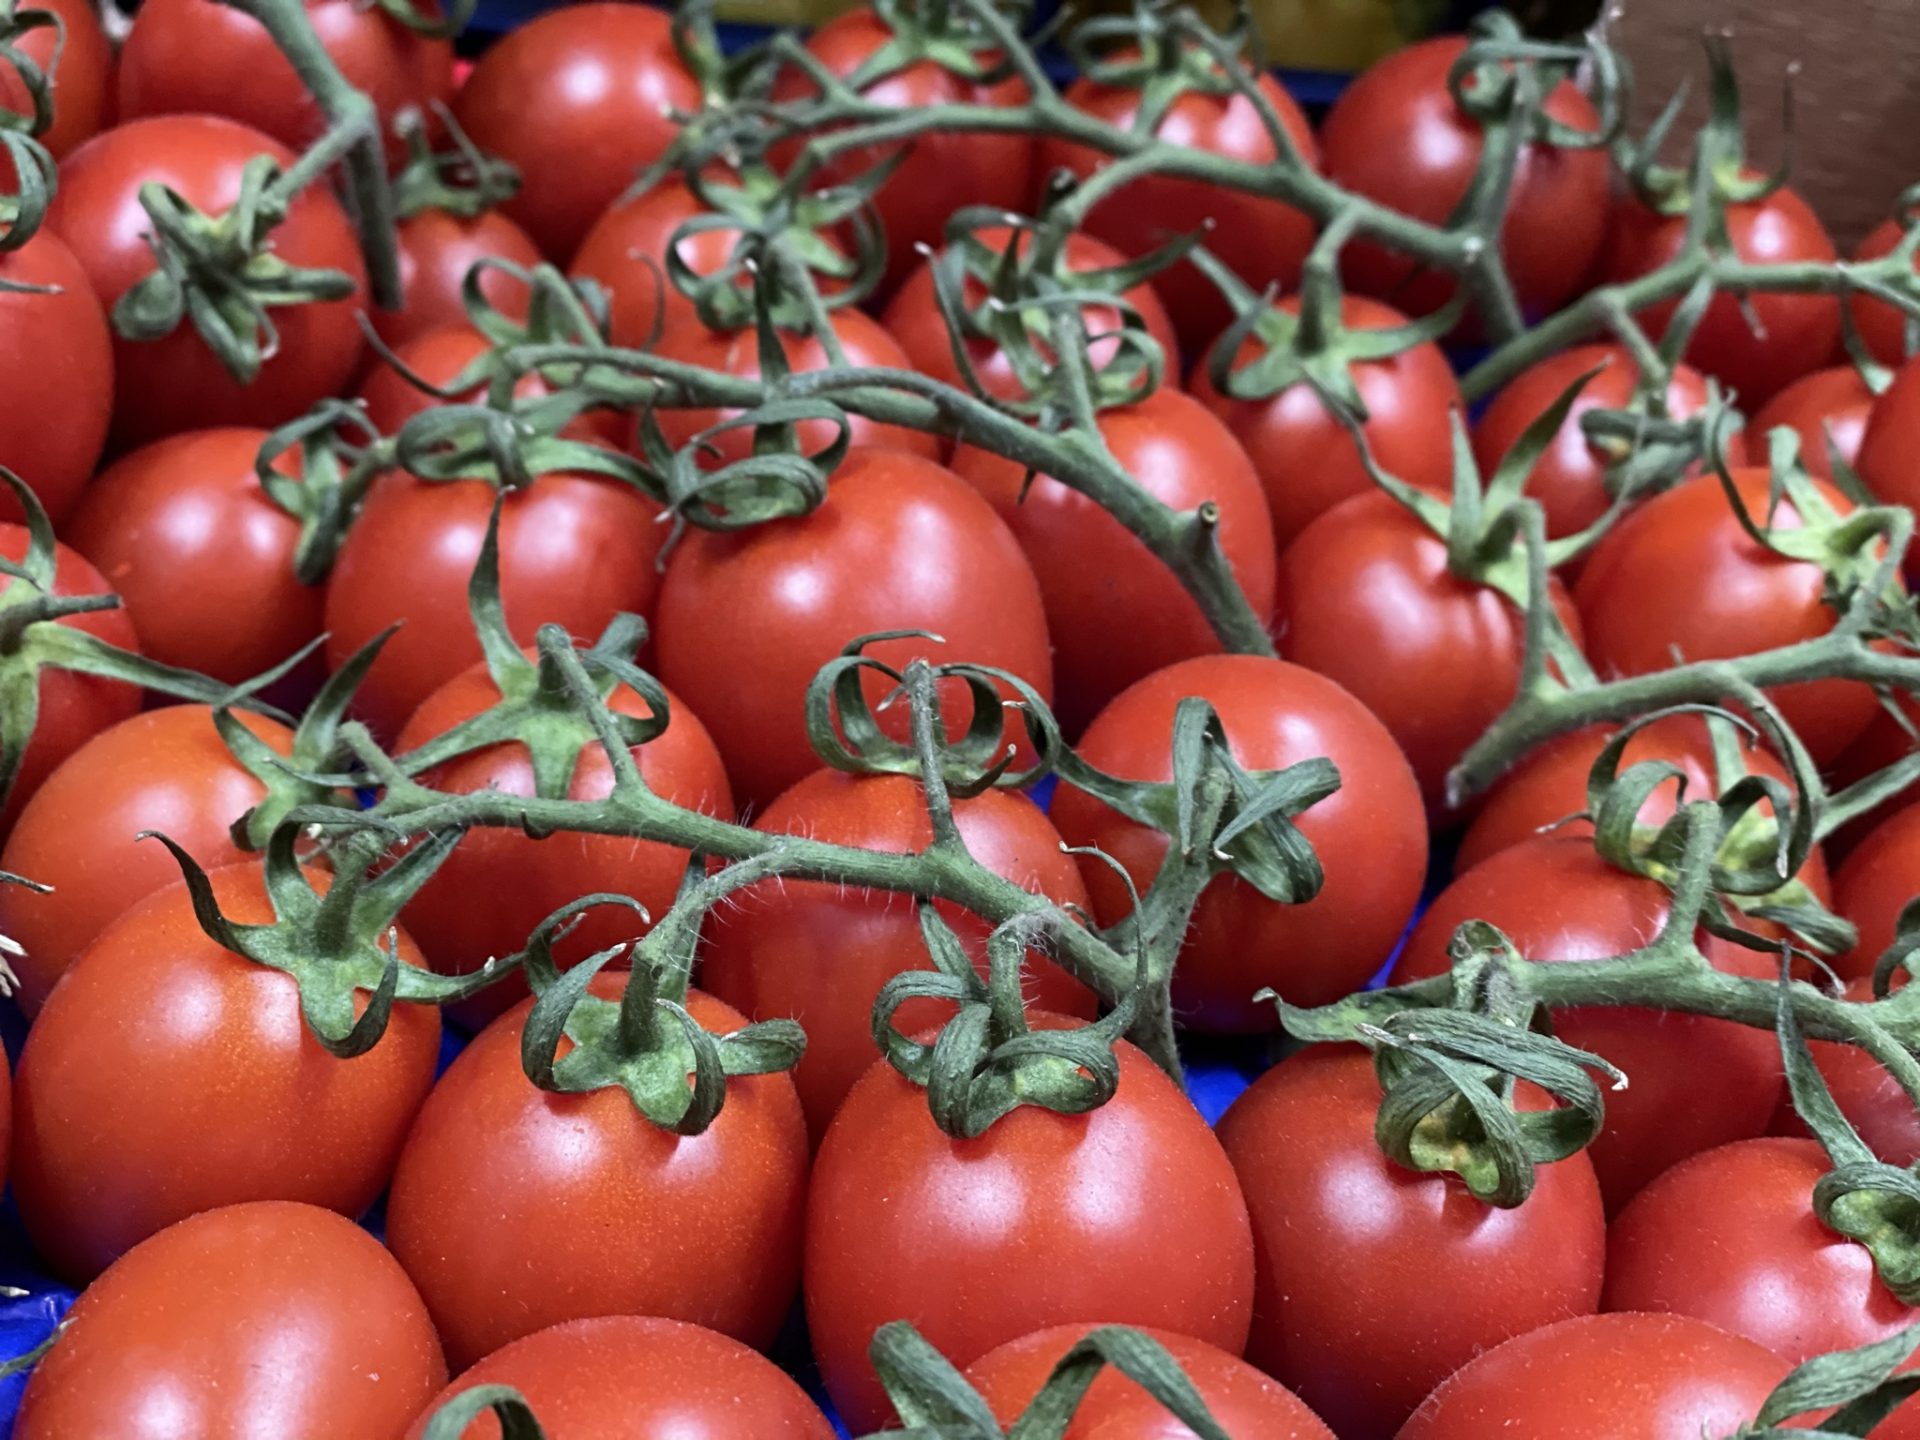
[1834,798,1920,983]
[1772,979,1920,1167]
[355,325,627,449]
[951,387,1277,734]
[805,1026,1255,1433]
[653,447,1053,809]
[0,0,112,157]
[14,1201,445,1439]
[376,208,543,352]
[1395,1311,1790,1440]
[453,3,699,261]
[51,115,368,446]
[1216,1047,1605,1439]
[1856,357,1920,559]
[406,1316,835,1440]
[0,704,290,1014]
[1321,38,1609,322]
[1574,467,1880,765]
[385,977,809,1372]
[1392,836,1785,1211]
[1850,217,1913,368]
[698,768,1093,1143]
[572,179,765,351]
[0,229,112,526]
[1751,365,1876,484]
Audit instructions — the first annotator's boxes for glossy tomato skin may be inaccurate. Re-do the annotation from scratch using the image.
[0,230,113,526]
[1574,467,1879,765]
[654,447,1053,810]
[951,387,1277,734]
[0,0,112,157]
[0,704,290,1014]
[1392,836,1785,1211]
[1322,37,1608,322]
[805,1029,1256,1433]
[14,1201,445,1439]
[1216,1048,1605,1439]
[405,1316,836,1440]
[1189,295,1459,551]
[453,4,699,262]
[1856,357,1920,557]
[1772,979,1920,1167]
[698,769,1093,1143]
[385,978,809,1372]
[376,208,543,352]
[965,1324,1334,1439]
[1052,656,1426,1029]
[571,179,758,350]
[1751,364,1876,483]
[1834,799,1920,982]
[1850,218,1913,368]
[355,325,628,448]
[1395,1311,1790,1440]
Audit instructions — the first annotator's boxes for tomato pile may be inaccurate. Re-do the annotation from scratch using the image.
[7,0,1920,1435]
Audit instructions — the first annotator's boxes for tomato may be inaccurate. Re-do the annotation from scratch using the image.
[51,115,368,446]
[951,387,1277,734]
[1052,655,1425,1029]
[1321,37,1609,323]
[1215,1048,1605,1439]
[1750,365,1876,484]
[1392,836,1785,1211]
[406,1316,835,1440]
[1834,798,1920,983]
[0,229,113,527]
[375,208,543,353]
[965,1324,1334,1439]
[453,3,699,262]
[573,179,755,351]
[1395,1311,1790,1440]
[355,325,627,448]
[1855,356,1920,554]
[698,768,1093,1143]
[1470,343,1722,540]
[805,1024,1255,1433]
[1573,467,1880,766]
[385,976,809,1372]
[0,0,111,158]
[1772,979,1920,1167]
[14,1201,445,1439]
[1849,217,1914,368]
[0,704,289,1014]
[653,447,1053,810]
[1600,186,1840,405]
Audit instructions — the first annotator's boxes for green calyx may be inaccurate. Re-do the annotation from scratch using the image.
[1735,1322,1920,1438]
[1447,10,1620,151]
[0,0,57,254]
[419,1384,548,1440]
[1622,31,1785,219]
[253,400,386,585]
[1065,0,1259,134]
[387,105,520,223]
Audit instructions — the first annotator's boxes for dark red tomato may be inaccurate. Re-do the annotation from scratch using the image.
[572,179,768,351]
[66,427,323,688]
[951,387,1277,735]
[1751,365,1876,484]
[1601,187,1840,405]
[1471,343,1723,540]
[0,229,112,526]
[453,3,699,262]
[1850,217,1913,368]
[14,1201,445,1439]
[1189,294,1459,552]
[375,208,543,352]
[12,862,440,1282]
[395,656,733,1026]
[1773,981,1920,1167]
[698,769,1093,1143]
[805,1023,1256,1433]
[1396,1311,1790,1440]
[385,976,809,1372]
[966,1324,1334,1439]
[1274,489,1584,812]
[323,469,663,740]
[1041,70,1318,355]
[405,1316,836,1440]
[1216,1047,1605,1440]
[1321,37,1609,322]
[1856,357,1920,560]
[654,447,1053,810]
[1392,836,1785,1211]
[1834,798,1920,983]
[355,325,627,449]
[51,115,368,446]
[1051,655,1426,1031]
[0,0,112,158]
[1575,467,1880,766]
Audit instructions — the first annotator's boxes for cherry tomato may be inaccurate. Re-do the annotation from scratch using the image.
[14,1201,445,1439]
[805,1025,1256,1433]
[1834,798,1920,983]
[355,325,627,449]
[1750,365,1877,483]
[376,208,543,352]
[0,0,112,158]
[1215,1047,1605,1440]
[0,229,113,527]
[453,3,699,262]
[385,976,809,1372]
[1855,357,1920,561]
[951,387,1277,734]
[1849,217,1914,368]
[653,447,1054,810]
[1772,980,1920,1168]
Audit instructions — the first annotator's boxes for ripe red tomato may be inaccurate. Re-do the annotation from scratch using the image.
[406,1317,836,1440]
[1321,37,1609,322]
[571,179,767,351]
[51,115,368,446]
[0,229,113,527]
[1051,655,1425,1029]
[1573,467,1880,765]
[1834,798,1920,983]
[950,387,1277,734]
[1772,980,1920,1167]
[653,447,1053,809]
[14,1201,446,1439]
[1850,217,1913,368]
[1855,357,1920,555]
[376,208,543,352]
[1828,691,1920,864]
[1750,365,1876,484]
[698,768,1093,1143]
[453,3,699,261]
[1215,1047,1605,1439]
[805,1027,1255,1433]
[355,325,627,449]
[0,0,112,158]
[0,704,290,1014]
[385,976,809,1372]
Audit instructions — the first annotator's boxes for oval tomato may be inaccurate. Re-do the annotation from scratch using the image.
[1834,798,1920,982]
[355,325,627,448]
[376,208,543,352]
[0,229,113,526]
[1849,217,1913,368]
[1855,356,1920,553]
[1772,980,1920,1167]
[0,0,112,157]
[1750,365,1876,483]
